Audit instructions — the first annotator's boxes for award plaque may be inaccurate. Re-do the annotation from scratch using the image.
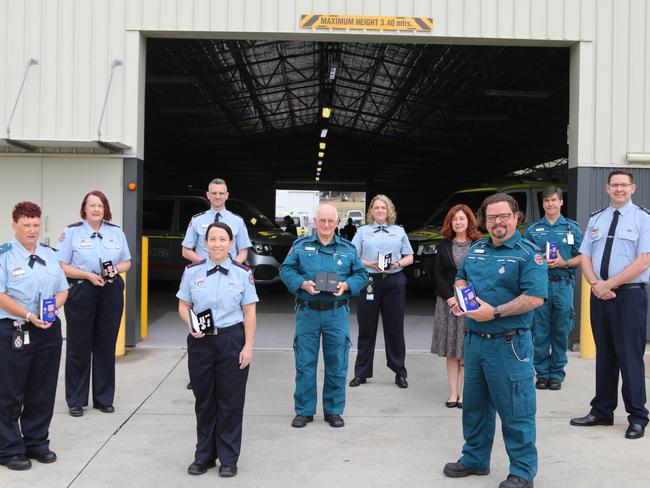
[377,252,392,271]
[545,242,559,260]
[189,308,215,334]
[315,272,339,293]
[454,283,480,312]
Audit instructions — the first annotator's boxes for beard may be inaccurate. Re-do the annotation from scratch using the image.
[490,224,508,239]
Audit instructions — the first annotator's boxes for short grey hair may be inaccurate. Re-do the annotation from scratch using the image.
[208,178,228,190]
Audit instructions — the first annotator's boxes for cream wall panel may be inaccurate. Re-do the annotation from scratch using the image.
[193,0,213,32]
[547,0,565,40]
[41,158,124,249]
[513,0,531,39]
[627,0,647,151]
[430,0,448,37]
[480,0,499,38]
[0,159,43,244]
[563,0,580,40]
[530,0,548,39]
[592,0,613,162]
[464,0,481,38]
[609,1,630,163]
[497,0,515,39]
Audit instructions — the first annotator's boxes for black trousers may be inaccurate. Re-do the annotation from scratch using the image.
[188,327,249,466]
[590,288,649,426]
[65,277,124,408]
[0,317,62,461]
[354,271,407,379]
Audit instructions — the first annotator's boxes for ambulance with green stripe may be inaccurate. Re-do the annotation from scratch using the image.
[405,182,568,289]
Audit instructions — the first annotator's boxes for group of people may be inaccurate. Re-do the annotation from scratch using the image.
[1,171,648,488]
[0,191,131,471]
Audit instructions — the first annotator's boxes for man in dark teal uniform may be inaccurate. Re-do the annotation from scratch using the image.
[280,204,367,429]
[524,186,583,390]
[443,193,547,488]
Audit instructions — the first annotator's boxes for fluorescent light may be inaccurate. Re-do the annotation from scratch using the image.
[627,152,650,163]
[317,161,323,166]
[484,89,551,99]
[319,142,326,150]
[322,107,332,118]
[320,128,328,138]
[318,151,324,158]
[316,167,322,172]
[315,177,320,181]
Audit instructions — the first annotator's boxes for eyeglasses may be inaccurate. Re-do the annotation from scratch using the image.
[317,219,337,226]
[485,213,513,223]
[608,183,632,189]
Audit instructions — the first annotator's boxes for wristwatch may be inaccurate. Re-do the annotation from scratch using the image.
[493,306,501,320]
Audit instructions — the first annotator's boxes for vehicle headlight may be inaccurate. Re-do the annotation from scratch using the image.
[252,242,273,256]
[421,243,438,255]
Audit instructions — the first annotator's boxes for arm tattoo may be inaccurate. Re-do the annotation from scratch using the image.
[498,294,542,317]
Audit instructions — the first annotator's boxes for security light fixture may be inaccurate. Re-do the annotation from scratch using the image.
[318,151,325,158]
[317,161,323,166]
[322,107,332,118]
[320,128,328,138]
[626,152,650,163]
[319,142,326,150]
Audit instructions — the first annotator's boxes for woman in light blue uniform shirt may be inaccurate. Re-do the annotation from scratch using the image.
[349,195,414,389]
[57,191,131,417]
[0,202,68,470]
[177,222,258,478]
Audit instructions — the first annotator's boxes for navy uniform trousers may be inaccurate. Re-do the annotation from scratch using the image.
[0,318,62,460]
[65,277,124,408]
[354,271,407,379]
[188,326,248,466]
[590,288,649,427]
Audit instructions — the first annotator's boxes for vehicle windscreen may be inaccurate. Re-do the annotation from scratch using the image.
[423,190,496,228]
[227,200,279,229]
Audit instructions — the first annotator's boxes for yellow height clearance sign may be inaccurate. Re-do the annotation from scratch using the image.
[300,14,433,32]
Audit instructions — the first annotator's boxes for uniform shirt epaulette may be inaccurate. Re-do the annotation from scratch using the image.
[227,209,244,219]
[639,206,650,216]
[565,217,581,226]
[0,242,11,254]
[104,221,120,228]
[292,235,311,246]
[186,259,206,269]
[231,261,251,271]
[335,237,356,249]
[39,242,57,252]
[469,237,489,249]
[192,210,207,219]
[67,221,83,228]
[590,207,607,217]
[521,238,542,253]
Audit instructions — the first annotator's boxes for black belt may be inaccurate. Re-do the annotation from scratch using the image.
[369,271,400,279]
[465,328,527,340]
[616,283,647,291]
[204,322,243,336]
[549,275,572,282]
[297,298,348,311]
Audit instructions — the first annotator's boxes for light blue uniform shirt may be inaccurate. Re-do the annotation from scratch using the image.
[182,208,252,260]
[351,223,414,274]
[457,233,548,334]
[176,257,258,328]
[524,215,583,277]
[57,220,131,273]
[0,240,68,320]
[580,200,650,283]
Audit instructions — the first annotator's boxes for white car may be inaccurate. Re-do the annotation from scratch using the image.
[346,210,364,226]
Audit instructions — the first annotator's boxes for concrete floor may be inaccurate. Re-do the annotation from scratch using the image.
[2,284,649,487]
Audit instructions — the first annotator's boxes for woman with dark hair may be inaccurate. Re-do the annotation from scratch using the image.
[177,222,258,478]
[431,204,481,408]
[0,202,68,470]
[57,191,131,417]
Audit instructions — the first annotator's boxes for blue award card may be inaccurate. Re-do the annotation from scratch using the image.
[454,283,480,312]
[546,242,559,260]
[41,297,57,322]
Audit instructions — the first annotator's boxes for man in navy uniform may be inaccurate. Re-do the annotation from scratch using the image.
[443,193,547,488]
[280,204,367,429]
[570,170,650,440]
[182,178,252,389]
[524,186,583,390]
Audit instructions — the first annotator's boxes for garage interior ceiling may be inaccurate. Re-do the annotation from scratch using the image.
[145,39,569,190]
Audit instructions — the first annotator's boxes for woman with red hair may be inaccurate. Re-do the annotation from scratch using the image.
[431,204,481,408]
[57,191,131,417]
[0,202,68,470]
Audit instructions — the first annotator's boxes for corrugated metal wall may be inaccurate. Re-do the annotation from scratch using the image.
[0,0,648,164]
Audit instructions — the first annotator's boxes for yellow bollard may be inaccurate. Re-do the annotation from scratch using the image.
[579,274,595,359]
[141,237,149,339]
[115,272,127,357]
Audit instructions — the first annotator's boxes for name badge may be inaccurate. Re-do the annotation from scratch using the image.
[536,227,545,232]
[591,228,601,240]
[305,246,316,251]
[473,249,485,254]
[12,267,25,276]
[566,232,575,245]
[79,239,93,248]
[366,294,374,301]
